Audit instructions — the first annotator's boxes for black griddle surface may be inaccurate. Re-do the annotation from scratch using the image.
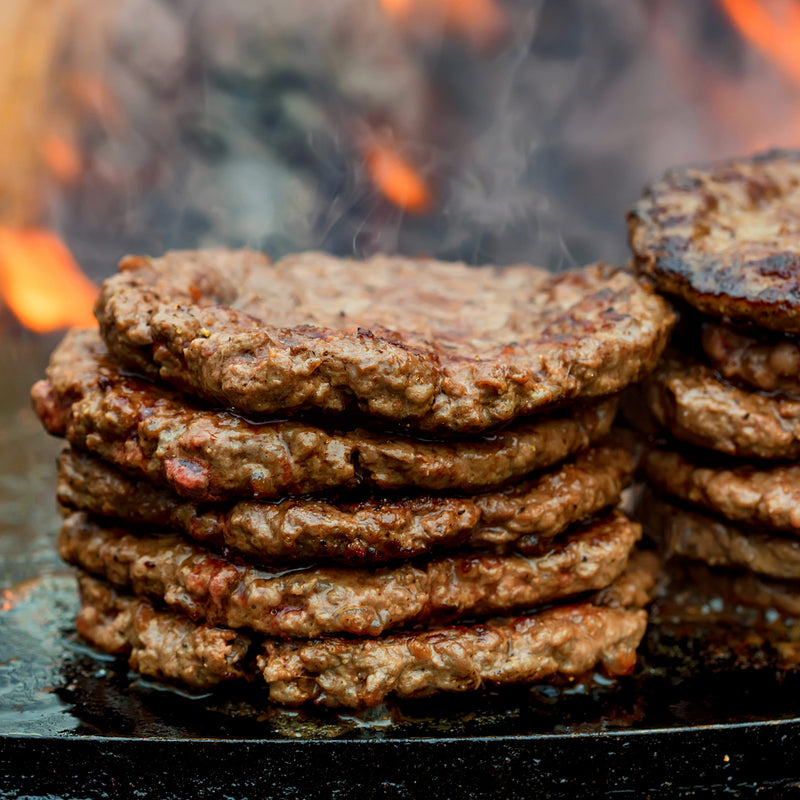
[3,340,800,798]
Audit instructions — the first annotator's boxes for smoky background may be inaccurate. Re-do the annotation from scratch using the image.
[0,0,797,331]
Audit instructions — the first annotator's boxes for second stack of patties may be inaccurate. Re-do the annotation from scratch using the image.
[33,250,673,707]
[630,150,800,608]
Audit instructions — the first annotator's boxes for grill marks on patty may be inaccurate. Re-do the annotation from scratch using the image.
[94,249,674,432]
[629,149,800,333]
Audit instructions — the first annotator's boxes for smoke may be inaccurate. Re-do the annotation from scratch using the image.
[7,0,800,277]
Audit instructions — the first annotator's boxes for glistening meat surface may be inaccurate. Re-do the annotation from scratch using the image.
[33,330,618,501]
[56,444,634,564]
[59,509,641,638]
[95,249,673,432]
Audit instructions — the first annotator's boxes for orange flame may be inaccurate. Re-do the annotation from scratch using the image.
[718,0,800,84]
[0,589,17,612]
[0,228,97,332]
[379,0,507,51]
[41,134,82,184]
[364,140,433,214]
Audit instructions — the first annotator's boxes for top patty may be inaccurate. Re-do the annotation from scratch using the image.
[629,149,800,332]
[94,250,673,432]
[32,330,617,501]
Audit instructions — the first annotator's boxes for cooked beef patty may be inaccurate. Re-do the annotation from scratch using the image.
[703,323,800,398]
[58,509,640,638]
[645,355,800,459]
[642,497,800,580]
[259,602,646,708]
[644,448,800,533]
[76,552,656,706]
[629,149,800,332]
[33,330,618,501]
[57,443,634,564]
[94,250,673,433]
[76,574,252,688]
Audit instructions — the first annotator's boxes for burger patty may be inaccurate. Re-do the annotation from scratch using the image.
[32,330,618,501]
[76,552,656,706]
[75,574,252,689]
[629,149,800,332]
[645,356,800,459]
[644,447,800,533]
[702,323,800,398]
[642,497,800,580]
[57,444,634,564]
[58,509,640,639]
[94,250,673,433]
[259,601,646,708]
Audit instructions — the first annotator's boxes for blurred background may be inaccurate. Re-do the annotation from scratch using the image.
[0,0,798,336]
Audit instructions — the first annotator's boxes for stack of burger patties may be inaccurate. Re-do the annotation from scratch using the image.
[32,250,674,709]
[630,150,800,618]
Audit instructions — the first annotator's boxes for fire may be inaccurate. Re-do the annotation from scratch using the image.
[0,228,97,332]
[364,140,433,214]
[0,589,17,612]
[379,0,507,51]
[718,0,800,84]
[41,134,82,184]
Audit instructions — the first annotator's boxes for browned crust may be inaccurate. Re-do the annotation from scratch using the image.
[32,330,619,500]
[56,444,635,564]
[259,604,646,708]
[58,509,641,639]
[702,323,800,398]
[645,355,800,459]
[76,574,252,688]
[643,497,800,580]
[644,447,800,533]
[75,558,654,705]
[94,250,674,432]
[629,149,800,332]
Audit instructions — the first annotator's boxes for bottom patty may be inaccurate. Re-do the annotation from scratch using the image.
[59,509,640,638]
[642,496,800,580]
[76,553,656,707]
[76,574,253,689]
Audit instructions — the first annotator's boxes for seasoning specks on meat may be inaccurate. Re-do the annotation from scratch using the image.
[645,355,800,459]
[94,249,674,432]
